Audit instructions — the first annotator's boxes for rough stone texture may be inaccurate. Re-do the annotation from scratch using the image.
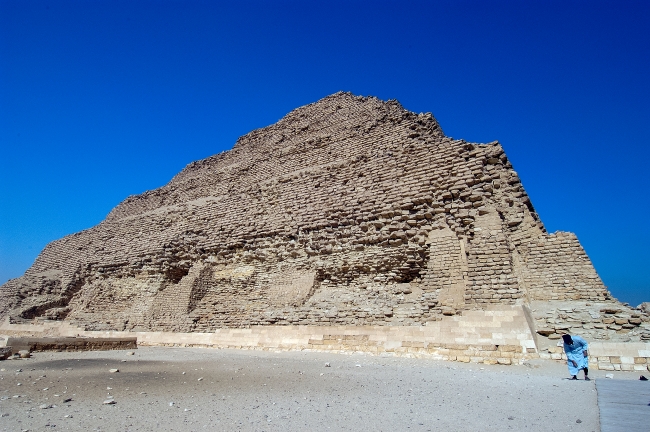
[0,92,646,349]
[5,336,137,354]
[0,305,538,363]
[532,300,650,345]
[0,346,11,360]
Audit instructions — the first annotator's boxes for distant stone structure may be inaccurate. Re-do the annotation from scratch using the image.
[1,93,648,368]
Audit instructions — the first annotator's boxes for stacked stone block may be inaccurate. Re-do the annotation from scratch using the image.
[533,301,650,343]
[0,305,539,365]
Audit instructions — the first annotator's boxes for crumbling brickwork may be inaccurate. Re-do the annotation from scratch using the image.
[2,92,634,338]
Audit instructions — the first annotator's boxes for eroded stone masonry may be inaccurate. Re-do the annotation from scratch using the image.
[1,93,648,350]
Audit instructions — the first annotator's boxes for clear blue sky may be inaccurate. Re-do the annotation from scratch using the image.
[1,1,648,306]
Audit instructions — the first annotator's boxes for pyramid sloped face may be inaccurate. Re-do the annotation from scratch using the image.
[0,92,612,332]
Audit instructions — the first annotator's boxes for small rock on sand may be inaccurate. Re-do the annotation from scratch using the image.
[103,399,116,405]
[109,369,119,373]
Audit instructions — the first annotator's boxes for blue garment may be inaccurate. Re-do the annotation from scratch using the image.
[564,335,589,376]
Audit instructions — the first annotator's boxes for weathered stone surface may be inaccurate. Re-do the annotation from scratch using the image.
[0,92,642,342]
[0,347,11,360]
[536,328,555,336]
[6,337,137,353]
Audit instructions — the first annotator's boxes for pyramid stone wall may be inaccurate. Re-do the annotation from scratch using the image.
[0,93,636,342]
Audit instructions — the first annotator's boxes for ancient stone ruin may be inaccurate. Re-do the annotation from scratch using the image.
[1,92,648,368]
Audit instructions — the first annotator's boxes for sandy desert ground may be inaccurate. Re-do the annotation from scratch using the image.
[0,346,641,431]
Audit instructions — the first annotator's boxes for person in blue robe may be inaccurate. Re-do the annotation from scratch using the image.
[562,334,590,380]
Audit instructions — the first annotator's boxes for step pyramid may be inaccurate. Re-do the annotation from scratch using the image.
[2,92,645,359]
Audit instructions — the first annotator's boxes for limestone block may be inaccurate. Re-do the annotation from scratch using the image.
[597,362,615,371]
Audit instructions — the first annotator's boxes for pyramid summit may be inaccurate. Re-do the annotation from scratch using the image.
[1,93,648,366]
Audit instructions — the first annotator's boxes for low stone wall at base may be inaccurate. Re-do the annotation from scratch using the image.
[135,327,533,365]
[590,342,650,372]
[538,341,650,371]
[3,306,647,369]
[1,305,538,365]
[5,337,137,355]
